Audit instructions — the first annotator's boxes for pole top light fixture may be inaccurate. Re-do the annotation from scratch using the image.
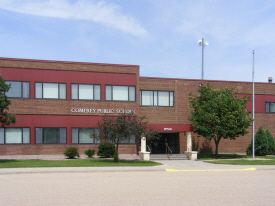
[198,37,208,80]
[198,40,209,46]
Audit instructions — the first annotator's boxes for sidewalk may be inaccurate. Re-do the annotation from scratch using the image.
[1,155,275,174]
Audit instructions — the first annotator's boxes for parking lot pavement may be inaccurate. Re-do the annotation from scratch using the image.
[1,167,275,206]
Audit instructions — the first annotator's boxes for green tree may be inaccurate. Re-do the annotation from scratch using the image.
[254,126,268,156]
[0,75,16,127]
[246,127,270,156]
[266,129,275,155]
[91,112,158,152]
[189,84,253,157]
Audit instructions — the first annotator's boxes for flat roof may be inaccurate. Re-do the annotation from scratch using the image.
[0,57,140,68]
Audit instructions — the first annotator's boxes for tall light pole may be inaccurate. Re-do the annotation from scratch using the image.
[198,37,209,80]
[252,50,255,159]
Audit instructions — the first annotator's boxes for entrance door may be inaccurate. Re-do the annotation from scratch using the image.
[147,133,179,154]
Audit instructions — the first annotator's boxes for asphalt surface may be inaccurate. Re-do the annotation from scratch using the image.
[1,156,275,205]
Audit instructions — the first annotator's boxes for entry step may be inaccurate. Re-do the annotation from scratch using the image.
[150,154,188,160]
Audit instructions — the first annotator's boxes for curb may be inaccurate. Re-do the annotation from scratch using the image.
[0,166,166,174]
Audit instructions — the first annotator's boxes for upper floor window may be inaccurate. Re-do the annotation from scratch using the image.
[105,86,135,101]
[139,90,174,106]
[0,128,30,144]
[35,83,66,99]
[35,128,66,144]
[71,84,101,100]
[265,102,275,113]
[5,81,30,98]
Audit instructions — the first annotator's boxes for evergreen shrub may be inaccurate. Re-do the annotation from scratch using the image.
[84,149,95,158]
[246,126,268,156]
[97,141,116,158]
[64,147,80,159]
[266,129,275,155]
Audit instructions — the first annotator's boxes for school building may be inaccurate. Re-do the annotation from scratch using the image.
[0,57,275,156]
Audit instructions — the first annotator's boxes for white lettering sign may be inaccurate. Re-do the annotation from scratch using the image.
[164,128,172,131]
[71,108,136,114]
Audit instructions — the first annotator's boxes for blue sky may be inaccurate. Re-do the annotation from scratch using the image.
[0,0,275,83]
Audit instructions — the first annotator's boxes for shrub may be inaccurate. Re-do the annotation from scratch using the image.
[246,126,268,156]
[113,151,119,162]
[266,129,275,155]
[84,149,95,158]
[97,141,116,158]
[64,147,80,159]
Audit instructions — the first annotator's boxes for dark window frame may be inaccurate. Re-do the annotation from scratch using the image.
[71,83,101,101]
[139,90,174,107]
[35,127,67,144]
[5,81,30,99]
[71,128,101,144]
[265,102,275,113]
[34,82,66,100]
[105,85,136,102]
[0,127,30,145]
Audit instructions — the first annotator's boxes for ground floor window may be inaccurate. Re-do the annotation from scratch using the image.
[0,128,30,144]
[71,128,101,144]
[117,135,136,144]
[35,128,66,144]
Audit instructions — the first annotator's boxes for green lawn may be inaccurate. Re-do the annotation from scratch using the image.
[197,154,247,160]
[0,159,161,168]
[198,154,275,165]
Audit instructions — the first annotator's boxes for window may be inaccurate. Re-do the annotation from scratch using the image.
[139,90,174,106]
[35,128,66,144]
[71,128,101,144]
[105,86,135,101]
[71,84,101,100]
[118,135,136,144]
[5,81,30,98]
[265,102,275,113]
[35,83,66,99]
[0,128,30,144]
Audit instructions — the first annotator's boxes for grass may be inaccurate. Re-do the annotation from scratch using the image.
[0,159,161,168]
[197,153,247,160]
[198,154,275,165]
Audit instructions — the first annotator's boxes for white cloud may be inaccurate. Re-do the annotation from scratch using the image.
[0,0,148,37]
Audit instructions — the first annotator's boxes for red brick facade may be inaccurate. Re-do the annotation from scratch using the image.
[1,57,275,155]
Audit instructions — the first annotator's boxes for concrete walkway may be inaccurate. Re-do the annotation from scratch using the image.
[1,155,275,174]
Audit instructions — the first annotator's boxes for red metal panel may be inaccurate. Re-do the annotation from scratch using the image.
[238,94,275,113]
[8,115,105,145]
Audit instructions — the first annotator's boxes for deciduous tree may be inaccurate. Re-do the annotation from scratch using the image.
[189,84,253,156]
[91,112,158,152]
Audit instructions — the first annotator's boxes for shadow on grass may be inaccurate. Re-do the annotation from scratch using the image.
[0,160,20,163]
[0,159,161,168]
[198,154,247,160]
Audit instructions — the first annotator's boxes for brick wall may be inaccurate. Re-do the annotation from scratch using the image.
[0,144,136,155]
[0,57,139,74]
[140,77,275,154]
[0,57,140,155]
[2,57,275,155]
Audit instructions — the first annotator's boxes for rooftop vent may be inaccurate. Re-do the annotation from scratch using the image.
[268,77,273,83]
